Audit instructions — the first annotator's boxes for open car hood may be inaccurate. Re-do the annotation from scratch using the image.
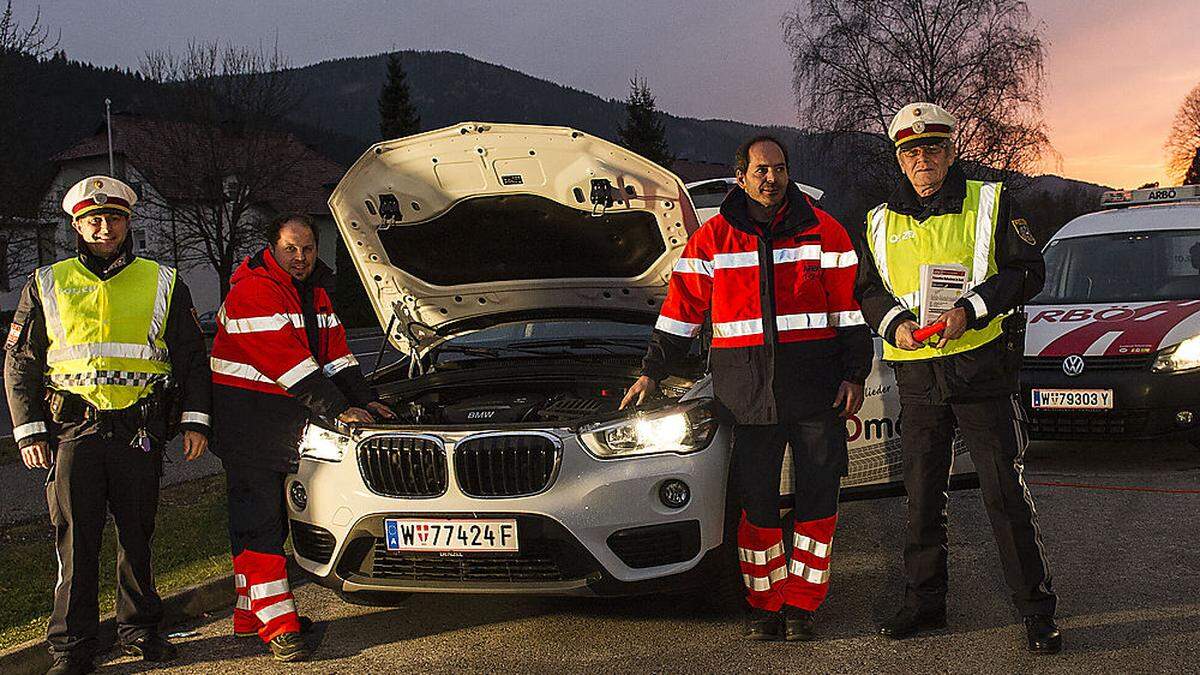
[329,122,700,355]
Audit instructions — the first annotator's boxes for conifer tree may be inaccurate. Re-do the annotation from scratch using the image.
[378,53,420,140]
[617,75,674,169]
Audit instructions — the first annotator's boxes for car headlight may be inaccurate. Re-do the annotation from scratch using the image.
[579,399,718,459]
[298,422,353,463]
[1152,334,1200,373]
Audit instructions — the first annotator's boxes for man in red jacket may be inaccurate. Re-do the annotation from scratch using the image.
[209,213,394,662]
[623,137,873,641]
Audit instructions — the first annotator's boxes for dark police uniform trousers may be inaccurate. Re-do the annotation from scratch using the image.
[900,392,1056,616]
[45,412,164,654]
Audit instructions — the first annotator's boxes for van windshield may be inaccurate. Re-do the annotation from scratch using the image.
[1033,229,1200,303]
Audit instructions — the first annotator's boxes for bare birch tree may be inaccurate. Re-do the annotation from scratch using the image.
[139,41,313,299]
[1165,83,1200,185]
[783,0,1051,192]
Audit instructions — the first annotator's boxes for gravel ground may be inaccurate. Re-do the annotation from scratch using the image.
[90,439,1200,674]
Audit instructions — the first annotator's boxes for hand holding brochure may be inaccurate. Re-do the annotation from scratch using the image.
[918,263,968,328]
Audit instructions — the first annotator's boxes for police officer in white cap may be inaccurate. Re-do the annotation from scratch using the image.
[4,175,212,674]
[853,104,1062,653]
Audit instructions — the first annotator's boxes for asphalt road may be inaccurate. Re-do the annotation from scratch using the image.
[91,439,1199,674]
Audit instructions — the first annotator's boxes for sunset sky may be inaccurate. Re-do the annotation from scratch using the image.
[19,0,1200,189]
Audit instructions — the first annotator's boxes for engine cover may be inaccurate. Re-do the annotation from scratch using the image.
[440,394,545,424]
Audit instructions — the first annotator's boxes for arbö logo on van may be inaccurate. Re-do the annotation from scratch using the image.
[845,414,900,442]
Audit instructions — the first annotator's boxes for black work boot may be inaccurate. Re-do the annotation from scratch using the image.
[119,633,178,662]
[45,654,95,675]
[877,605,947,639]
[743,607,784,641]
[269,631,312,662]
[1024,615,1063,654]
[783,606,816,641]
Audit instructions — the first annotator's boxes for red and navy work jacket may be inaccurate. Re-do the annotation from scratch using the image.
[642,183,873,425]
[210,247,373,470]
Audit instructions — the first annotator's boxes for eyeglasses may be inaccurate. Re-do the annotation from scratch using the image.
[899,143,948,160]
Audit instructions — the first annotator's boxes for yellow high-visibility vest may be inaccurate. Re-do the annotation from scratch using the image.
[866,180,1005,361]
[36,257,175,410]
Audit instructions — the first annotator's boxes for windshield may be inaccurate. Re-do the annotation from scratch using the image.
[688,181,732,209]
[432,319,653,363]
[1033,229,1200,304]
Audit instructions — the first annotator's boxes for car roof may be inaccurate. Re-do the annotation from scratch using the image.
[1053,202,1200,240]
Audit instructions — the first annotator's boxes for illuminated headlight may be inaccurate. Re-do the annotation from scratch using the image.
[579,399,718,459]
[298,422,353,463]
[1152,335,1200,372]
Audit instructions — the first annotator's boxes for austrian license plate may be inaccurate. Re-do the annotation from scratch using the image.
[383,518,518,553]
[1030,389,1113,410]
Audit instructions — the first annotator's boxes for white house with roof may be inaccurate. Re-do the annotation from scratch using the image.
[1,114,347,317]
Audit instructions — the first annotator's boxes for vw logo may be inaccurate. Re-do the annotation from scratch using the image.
[1062,354,1085,377]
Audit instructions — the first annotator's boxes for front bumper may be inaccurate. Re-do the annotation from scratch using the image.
[285,425,731,597]
[1019,363,1200,440]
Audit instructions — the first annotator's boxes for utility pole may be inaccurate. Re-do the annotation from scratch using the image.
[105,98,115,176]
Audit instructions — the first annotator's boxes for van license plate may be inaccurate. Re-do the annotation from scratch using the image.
[1030,389,1113,410]
[383,518,519,552]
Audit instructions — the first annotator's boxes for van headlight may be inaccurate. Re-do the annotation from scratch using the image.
[299,422,353,463]
[1152,335,1200,373]
[579,399,718,459]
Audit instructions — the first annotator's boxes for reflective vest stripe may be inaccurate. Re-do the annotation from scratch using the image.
[180,411,210,426]
[869,206,891,294]
[35,267,65,343]
[148,263,174,344]
[655,315,701,338]
[235,574,248,589]
[737,542,785,566]
[972,182,999,285]
[49,371,166,388]
[47,342,169,365]
[788,559,830,584]
[322,354,358,377]
[235,596,251,611]
[249,578,291,601]
[13,421,47,442]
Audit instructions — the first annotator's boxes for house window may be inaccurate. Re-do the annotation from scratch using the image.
[134,231,148,253]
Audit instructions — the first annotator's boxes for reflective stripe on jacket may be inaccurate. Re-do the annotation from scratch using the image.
[37,257,174,410]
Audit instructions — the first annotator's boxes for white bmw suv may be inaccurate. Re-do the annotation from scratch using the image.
[284,123,975,605]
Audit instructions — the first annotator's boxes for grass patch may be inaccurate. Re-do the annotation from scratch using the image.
[0,473,232,650]
[0,436,18,466]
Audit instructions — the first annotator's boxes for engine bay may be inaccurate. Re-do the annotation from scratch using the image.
[381,377,692,427]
